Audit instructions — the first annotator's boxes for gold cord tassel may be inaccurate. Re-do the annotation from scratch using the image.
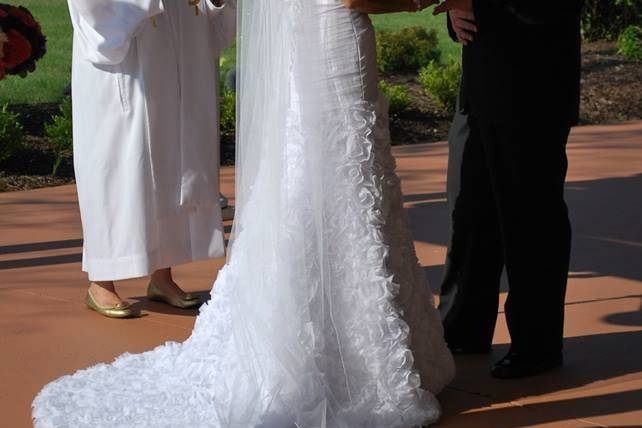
[189,0,201,16]
[151,16,157,28]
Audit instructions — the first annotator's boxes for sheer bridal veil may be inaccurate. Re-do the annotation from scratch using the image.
[219,0,450,426]
[224,1,341,424]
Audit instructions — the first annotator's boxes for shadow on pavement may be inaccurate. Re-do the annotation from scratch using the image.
[444,388,642,428]
[129,290,213,317]
[443,330,642,426]
[0,239,83,255]
[408,173,642,283]
[0,252,82,270]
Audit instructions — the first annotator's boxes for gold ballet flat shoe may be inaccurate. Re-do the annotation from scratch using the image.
[146,282,202,309]
[183,293,199,301]
[86,290,140,319]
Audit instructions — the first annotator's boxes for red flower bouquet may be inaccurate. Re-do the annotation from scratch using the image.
[0,4,46,81]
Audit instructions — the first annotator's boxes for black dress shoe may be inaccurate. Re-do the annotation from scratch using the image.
[491,351,563,379]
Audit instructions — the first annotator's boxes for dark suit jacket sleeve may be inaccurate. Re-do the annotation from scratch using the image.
[446,12,459,41]
[473,0,583,27]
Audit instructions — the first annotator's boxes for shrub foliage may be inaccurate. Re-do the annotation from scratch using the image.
[618,25,642,60]
[582,0,642,41]
[44,97,73,176]
[418,59,461,112]
[376,27,441,73]
[379,81,412,117]
[0,104,24,163]
[219,89,236,165]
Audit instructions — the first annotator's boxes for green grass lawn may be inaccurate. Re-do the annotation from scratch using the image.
[0,1,460,105]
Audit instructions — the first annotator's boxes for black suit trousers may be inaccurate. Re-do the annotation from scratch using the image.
[441,106,572,356]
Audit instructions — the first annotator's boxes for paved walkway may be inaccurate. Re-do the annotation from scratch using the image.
[1,122,641,427]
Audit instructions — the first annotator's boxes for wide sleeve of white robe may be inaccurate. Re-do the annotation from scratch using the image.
[69,0,165,65]
[206,0,236,53]
[68,0,232,281]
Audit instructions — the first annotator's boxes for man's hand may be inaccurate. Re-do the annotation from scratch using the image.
[434,0,473,15]
[435,0,476,45]
[449,9,477,45]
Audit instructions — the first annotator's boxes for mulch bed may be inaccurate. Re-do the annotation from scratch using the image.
[0,135,74,192]
[580,41,642,123]
[384,41,642,145]
[1,41,640,192]
[383,72,454,146]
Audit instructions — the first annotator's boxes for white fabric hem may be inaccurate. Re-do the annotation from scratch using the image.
[83,205,225,282]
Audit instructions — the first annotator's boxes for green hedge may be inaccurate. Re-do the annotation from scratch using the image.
[582,0,642,41]
[44,97,73,176]
[0,105,24,163]
[418,59,461,112]
[376,27,441,73]
[379,81,412,117]
[618,25,642,60]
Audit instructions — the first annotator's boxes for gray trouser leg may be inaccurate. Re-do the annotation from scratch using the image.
[438,95,470,319]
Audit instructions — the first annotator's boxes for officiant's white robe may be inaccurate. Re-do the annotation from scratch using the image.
[68,0,236,281]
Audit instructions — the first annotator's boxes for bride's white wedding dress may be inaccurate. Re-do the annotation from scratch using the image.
[32,1,455,427]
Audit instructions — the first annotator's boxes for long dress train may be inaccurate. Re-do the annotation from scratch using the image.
[32,1,455,427]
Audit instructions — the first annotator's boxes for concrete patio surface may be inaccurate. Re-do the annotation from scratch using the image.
[1,121,641,428]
